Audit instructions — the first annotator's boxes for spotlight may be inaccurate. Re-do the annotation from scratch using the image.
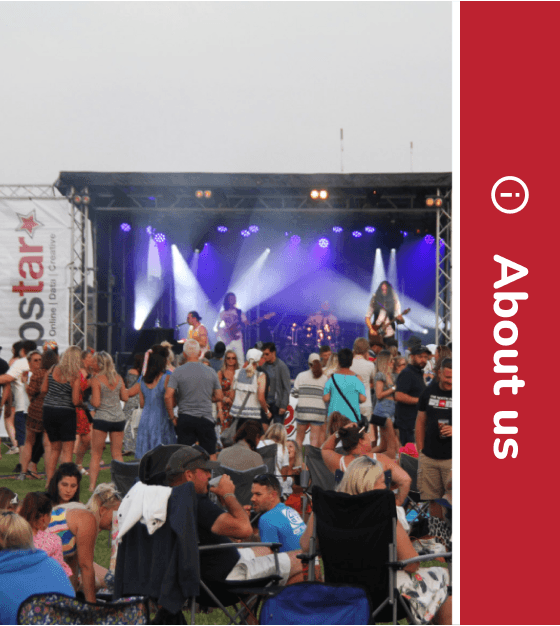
[265,248,271,253]
[120,223,131,232]
[82,195,90,205]
[365,226,375,233]
[290,235,301,244]
[332,226,343,233]
[241,230,251,238]
[195,249,200,253]
[402,231,408,237]
[154,232,166,243]
[425,196,444,208]
[146,226,153,235]
[217,226,228,233]
[352,231,362,238]
[310,190,319,199]
[204,190,212,198]
[425,235,435,244]
[318,238,330,248]
[195,190,204,198]
[73,195,81,204]
[319,190,328,200]
[249,225,259,233]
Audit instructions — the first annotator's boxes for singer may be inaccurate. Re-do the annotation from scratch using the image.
[178,311,210,359]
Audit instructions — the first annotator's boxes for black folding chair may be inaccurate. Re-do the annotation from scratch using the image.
[257,443,278,475]
[307,486,451,625]
[211,464,268,506]
[399,453,430,533]
[138,444,187,485]
[111,459,140,497]
[18,592,150,624]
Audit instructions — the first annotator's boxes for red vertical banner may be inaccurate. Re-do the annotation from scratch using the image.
[461,2,558,624]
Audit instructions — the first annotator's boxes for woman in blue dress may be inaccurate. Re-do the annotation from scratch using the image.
[135,351,177,458]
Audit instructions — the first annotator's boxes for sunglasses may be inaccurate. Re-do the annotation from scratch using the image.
[254,473,277,487]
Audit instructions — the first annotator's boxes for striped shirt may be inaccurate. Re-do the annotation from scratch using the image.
[43,371,74,409]
[292,370,328,423]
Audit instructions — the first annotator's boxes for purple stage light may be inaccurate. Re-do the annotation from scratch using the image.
[425,234,435,244]
[217,226,228,232]
[318,238,330,248]
[401,231,408,237]
[332,226,343,233]
[249,225,259,233]
[146,226,153,235]
[120,223,131,232]
[352,231,362,238]
[365,226,375,233]
[154,232,166,243]
[241,229,251,238]
[290,235,301,244]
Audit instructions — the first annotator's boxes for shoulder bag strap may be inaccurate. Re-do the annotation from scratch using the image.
[331,374,360,423]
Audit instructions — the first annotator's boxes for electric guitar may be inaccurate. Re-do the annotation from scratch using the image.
[220,312,276,343]
[368,308,410,339]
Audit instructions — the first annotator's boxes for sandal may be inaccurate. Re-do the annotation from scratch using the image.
[26,470,41,479]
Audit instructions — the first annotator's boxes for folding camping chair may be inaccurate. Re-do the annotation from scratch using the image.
[257,443,278,475]
[305,486,451,624]
[302,445,336,491]
[399,452,430,533]
[17,592,150,624]
[211,463,268,506]
[115,447,283,624]
[111,459,140,498]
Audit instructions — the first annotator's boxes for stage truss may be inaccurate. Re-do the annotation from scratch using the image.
[1,173,452,353]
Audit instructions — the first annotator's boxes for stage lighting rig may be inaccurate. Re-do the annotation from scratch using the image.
[425,196,443,208]
[310,189,328,200]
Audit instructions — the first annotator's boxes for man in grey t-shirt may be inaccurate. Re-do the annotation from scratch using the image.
[165,339,223,456]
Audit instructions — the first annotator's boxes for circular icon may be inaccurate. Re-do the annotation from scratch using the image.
[491,176,529,214]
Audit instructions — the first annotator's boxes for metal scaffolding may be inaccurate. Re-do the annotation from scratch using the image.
[435,193,452,345]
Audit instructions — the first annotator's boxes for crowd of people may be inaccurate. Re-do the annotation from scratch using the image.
[0,305,452,623]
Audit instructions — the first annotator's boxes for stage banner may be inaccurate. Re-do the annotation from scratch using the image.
[0,197,73,354]
[461,3,556,623]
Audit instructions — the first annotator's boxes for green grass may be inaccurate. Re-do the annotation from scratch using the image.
[1,439,114,569]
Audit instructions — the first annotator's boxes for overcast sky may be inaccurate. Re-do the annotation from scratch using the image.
[0,1,451,184]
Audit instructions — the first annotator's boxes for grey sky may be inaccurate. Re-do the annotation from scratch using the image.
[0,1,451,184]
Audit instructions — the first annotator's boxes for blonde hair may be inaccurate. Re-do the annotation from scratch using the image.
[286,440,303,467]
[375,350,393,376]
[0,512,34,550]
[95,351,118,385]
[221,350,239,375]
[352,337,370,356]
[388,345,399,359]
[160,341,175,367]
[337,456,385,495]
[86,483,121,514]
[265,423,288,449]
[58,346,82,381]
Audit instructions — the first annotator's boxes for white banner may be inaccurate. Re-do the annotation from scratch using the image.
[0,197,73,354]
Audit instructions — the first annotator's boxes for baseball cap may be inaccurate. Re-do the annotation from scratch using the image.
[165,446,220,476]
[410,345,432,355]
[246,348,263,362]
[308,352,321,364]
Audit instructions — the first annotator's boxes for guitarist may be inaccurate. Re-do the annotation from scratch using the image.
[218,292,248,364]
[365,281,404,342]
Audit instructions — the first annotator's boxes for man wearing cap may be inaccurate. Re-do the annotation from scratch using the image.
[165,339,223,457]
[394,344,431,445]
[166,447,303,586]
[415,358,452,520]
[249,474,306,552]
[208,341,226,373]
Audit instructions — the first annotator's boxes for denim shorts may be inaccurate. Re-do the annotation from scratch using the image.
[373,398,395,420]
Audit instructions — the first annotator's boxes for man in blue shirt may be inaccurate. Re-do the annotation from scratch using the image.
[250,473,306,552]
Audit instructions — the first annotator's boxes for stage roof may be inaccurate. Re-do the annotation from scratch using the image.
[55,171,452,214]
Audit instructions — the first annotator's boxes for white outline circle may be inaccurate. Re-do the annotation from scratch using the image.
[491,176,529,214]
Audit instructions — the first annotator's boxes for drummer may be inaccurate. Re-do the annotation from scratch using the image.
[304,301,339,336]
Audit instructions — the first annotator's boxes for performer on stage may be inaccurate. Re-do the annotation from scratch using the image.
[217,293,248,365]
[365,281,404,341]
[187,311,210,359]
[304,301,340,347]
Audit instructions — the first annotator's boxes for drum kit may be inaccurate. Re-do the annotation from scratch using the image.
[278,321,340,370]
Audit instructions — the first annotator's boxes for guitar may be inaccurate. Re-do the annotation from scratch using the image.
[220,312,276,343]
[368,308,410,339]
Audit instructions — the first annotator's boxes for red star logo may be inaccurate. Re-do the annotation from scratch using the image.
[16,210,44,238]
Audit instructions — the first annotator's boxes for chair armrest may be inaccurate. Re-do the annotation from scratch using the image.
[198,542,282,552]
[388,551,452,568]
[296,551,318,563]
